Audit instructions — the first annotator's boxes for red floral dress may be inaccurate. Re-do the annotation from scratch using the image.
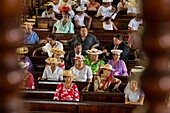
[20,72,35,89]
[94,74,118,91]
[53,83,80,101]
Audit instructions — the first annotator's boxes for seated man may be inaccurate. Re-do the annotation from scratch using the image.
[66,42,87,69]
[23,24,39,44]
[128,13,143,30]
[67,26,99,51]
[117,0,130,13]
[42,5,58,21]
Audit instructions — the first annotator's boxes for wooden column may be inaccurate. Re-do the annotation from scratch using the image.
[0,0,23,113]
[142,0,170,113]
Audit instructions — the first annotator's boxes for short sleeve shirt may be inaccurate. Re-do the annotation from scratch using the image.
[74,13,88,26]
[128,18,143,30]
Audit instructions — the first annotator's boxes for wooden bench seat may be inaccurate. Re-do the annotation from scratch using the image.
[20,90,125,102]
[21,99,136,113]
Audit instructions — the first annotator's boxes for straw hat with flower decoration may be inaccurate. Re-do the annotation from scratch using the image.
[86,48,103,55]
[100,64,115,71]
[73,55,85,60]
[16,46,29,54]
[51,48,65,55]
[60,70,75,77]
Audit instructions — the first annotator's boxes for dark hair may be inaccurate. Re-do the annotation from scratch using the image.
[112,5,117,11]
[114,34,123,41]
[47,33,56,40]
[47,5,53,11]
[104,17,111,21]
[73,42,82,48]
[136,13,143,19]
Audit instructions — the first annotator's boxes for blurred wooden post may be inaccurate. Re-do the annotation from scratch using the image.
[142,0,170,113]
[0,0,23,113]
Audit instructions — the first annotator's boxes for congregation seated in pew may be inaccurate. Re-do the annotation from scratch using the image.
[42,5,58,21]
[16,46,34,71]
[84,48,105,75]
[41,58,63,80]
[108,49,129,76]
[53,70,80,101]
[19,62,35,89]
[70,55,93,82]
[94,64,121,92]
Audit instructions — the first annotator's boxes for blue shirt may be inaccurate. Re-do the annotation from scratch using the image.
[23,31,39,44]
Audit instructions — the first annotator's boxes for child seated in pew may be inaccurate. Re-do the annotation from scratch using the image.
[53,70,80,101]
[124,66,145,105]
[74,6,92,29]
[103,17,117,30]
[19,62,35,89]
[41,58,63,80]
[45,48,65,69]
[94,64,121,92]
[16,46,34,71]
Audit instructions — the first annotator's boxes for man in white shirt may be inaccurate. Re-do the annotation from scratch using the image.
[128,13,143,30]
[117,0,130,12]
[42,34,64,57]
[41,5,58,21]
[42,58,63,80]
[49,0,60,14]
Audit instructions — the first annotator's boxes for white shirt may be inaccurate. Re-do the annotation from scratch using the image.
[74,13,88,26]
[70,65,93,82]
[49,2,60,13]
[97,5,112,17]
[128,18,143,30]
[42,11,55,18]
[117,1,130,12]
[42,41,64,57]
[103,22,113,30]
[127,7,140,14]
[42,66,63,80]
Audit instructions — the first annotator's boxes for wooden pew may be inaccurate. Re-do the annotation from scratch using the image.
[21,99,136,113]
[20,90,125,103]
[34,80,127,92]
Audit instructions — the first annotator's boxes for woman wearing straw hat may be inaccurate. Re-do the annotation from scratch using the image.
[107,49,128,76]
[19,62,35,89]
[94,64,121,92]
[50,48,65,69]
[70,55,93,82]
[84,48,105,75]
[53,70,80,101]
[42,58,63,80]
[74,6,92,29]
[16,46,34,71]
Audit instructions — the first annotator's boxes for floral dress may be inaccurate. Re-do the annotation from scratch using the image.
[53,83,80,101]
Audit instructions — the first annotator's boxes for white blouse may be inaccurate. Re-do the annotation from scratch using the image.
[49,2,60,13]
[74,13,88,26]
[128,18,143,30]
[42,66,63,80]
[70,65,93,82]
[103,22,113,30]
[97,5,112,17]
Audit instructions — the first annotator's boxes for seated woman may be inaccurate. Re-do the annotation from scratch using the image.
[16,46,34,71]
[53,70,80,101]
[124,73,145,105]
[84,48,105,75]
[42,58,63,80]
[51,48,65,69]
[94,64,121,92]
[107,49,128,76]
[42,5,58,21]
[19,62,35,89]
[52,12,75,34]
[70,55,93,82]
[103,17,117,30]
[74,6,92,29]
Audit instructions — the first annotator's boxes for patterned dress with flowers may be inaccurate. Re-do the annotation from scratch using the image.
[94,74,119,92]
[84,56,105,75]
[53,83,80,101]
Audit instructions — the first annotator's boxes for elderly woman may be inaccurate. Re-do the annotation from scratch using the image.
[70,55,93,82]
[52,12,74,34]
[94,64,121,92]
[42,58,63,80]
[107,49,128,76]
[53,70,80,101]
[84,48,105,75]
[16,46,34,71]
[124,69,145,105]
[19,62,35,89]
